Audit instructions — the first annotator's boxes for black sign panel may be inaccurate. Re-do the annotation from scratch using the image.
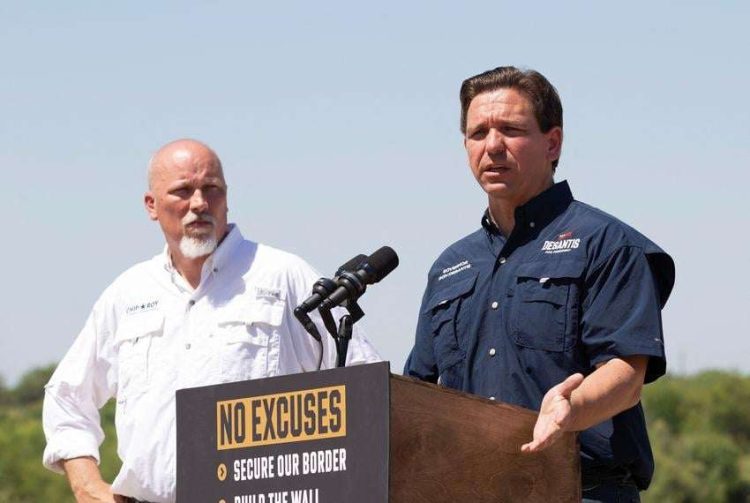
[176,362,390,503]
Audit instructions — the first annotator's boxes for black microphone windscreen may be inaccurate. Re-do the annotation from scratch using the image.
[336,254,367,276]
[366,246,399,283]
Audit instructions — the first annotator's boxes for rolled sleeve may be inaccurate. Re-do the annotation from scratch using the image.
[42,302,117,474]
[42,422,103,474]
[581,246,668,383]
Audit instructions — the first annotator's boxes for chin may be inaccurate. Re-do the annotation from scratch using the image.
[483,184,513,198]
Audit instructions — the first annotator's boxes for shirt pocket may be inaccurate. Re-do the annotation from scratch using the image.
[509,259,584,352]
[115,311,165,400]
[215,297,284,382]
[426,271,478,387]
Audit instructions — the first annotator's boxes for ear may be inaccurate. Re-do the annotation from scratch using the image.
[144,191,158,221]
[546,127,563,164]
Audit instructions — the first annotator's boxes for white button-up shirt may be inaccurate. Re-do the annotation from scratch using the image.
[42,225,381,502]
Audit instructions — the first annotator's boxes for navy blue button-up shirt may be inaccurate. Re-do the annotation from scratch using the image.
[404,180,675,489]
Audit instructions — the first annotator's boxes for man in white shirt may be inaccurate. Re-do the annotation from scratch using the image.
[42,139,381,503]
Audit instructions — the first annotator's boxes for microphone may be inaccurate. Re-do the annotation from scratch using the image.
[294,254,368,340]
[335,254,368,276]
[295,254,367,315]
[318,246,399,311]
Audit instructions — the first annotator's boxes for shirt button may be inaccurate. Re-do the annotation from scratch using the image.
[499,257,507,265]
[185,343,191,350]
[213,267,218,273]
[491,301,499,309]
[188,300,195,307]
[489,348,496,357]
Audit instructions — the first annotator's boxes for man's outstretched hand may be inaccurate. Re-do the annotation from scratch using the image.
[521,373,585,453]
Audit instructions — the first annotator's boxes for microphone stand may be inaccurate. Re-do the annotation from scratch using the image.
[318,300,364,367]
[295,277,338,370]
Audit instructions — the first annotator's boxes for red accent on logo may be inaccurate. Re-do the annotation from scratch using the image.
[557,231,573,241]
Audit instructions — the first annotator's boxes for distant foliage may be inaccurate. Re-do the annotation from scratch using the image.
[12,364,57,405]
[0,366,749,501]
[0,365,120,502]
[642,372,750,502]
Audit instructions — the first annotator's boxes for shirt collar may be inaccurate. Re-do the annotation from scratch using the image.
[160,223,243,276]
[205,223,242,273]
[514,180,574,229]
[481,180,574,235]
[481,209,501,235]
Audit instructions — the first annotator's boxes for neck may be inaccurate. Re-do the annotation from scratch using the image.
[488,179,555,237]
[170,249,209,289]
[487,198,516,237]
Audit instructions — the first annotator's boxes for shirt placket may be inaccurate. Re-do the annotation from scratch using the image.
[482,248,514,401]
[482,219,532,402]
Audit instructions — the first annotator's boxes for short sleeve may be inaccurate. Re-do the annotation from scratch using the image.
[581,245,671,383]
[403,279,439,383]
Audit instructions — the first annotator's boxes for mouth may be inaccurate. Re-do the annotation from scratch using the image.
[184,220,215,235]
[484,165,511,175]
[186,220,213,228]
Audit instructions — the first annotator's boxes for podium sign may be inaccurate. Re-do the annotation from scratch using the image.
[178,362,580,502]
[176,362,391,503]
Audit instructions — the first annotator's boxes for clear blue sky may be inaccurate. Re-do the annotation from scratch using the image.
[2,1,748,384]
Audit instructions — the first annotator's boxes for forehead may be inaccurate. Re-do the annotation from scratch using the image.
[466,88,534,124]
[152,149,225,186]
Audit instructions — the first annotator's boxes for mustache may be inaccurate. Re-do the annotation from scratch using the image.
[182,213,216,226]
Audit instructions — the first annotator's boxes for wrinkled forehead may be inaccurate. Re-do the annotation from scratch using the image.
[468,88,533,118]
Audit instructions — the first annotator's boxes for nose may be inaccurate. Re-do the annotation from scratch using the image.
[189,189,208,213]
[485,129,505,155]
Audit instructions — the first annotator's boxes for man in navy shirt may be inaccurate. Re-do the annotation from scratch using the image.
[404,66,674,502]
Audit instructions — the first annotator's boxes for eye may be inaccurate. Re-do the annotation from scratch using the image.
[203,185,224,194]
[170,188,192,198]
[502,126,525,136]
[469,128,487,140]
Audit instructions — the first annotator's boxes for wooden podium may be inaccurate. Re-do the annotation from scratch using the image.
[176,362,580,503]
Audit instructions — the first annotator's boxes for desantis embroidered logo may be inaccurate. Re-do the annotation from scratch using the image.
[542,231,581,254]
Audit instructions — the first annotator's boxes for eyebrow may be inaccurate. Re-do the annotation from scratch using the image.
[166,177,226,190]
[467,117,527,134]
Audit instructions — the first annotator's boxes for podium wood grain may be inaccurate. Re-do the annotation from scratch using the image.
[389,375,581,502]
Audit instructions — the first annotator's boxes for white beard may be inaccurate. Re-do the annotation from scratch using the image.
[179,234,218,259]
[179,212,218,258]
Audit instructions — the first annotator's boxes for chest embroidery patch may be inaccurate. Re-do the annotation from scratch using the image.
[542,231,581,254]
[253,286,282,301]
[125,299,160,315]
[438,260,472,281]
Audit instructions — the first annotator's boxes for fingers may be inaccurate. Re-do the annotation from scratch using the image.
[520,441,534,452]
[521,439,542,453]
[554,372,584,398]
[522,418,562,453]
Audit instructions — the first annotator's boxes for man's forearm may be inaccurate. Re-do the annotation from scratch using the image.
[567,355,649,432]
[62,457,116,503]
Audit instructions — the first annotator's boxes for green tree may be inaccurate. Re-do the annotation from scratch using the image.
[643,371,750,503]
[0,375,11,406]
[11,363,57,405]
[0,366,121,502]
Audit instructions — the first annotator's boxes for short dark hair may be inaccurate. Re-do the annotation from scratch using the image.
[460,66,563,169]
